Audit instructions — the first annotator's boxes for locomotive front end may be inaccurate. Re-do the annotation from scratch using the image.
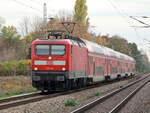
[31,39,70,91]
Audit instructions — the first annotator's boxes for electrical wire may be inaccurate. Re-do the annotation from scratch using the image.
[111,0,150,50]
[106,0,146,40]
[110,0,150,27]
[130,16,150,26]
[106,0,139,37]
[12,0,42,14]
[114,0,150,41]
[106,0,128,19]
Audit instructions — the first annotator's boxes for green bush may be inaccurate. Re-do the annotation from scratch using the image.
[16,60,31,75]
[0,60,31,76]
[64,100,78,107]
[94,92,100,96]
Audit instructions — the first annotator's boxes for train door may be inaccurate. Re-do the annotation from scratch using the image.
[88,56,93,77]
[81,48,88,77]
[85,49,88,76]
[93,61,96,76]
[106,59,110,76]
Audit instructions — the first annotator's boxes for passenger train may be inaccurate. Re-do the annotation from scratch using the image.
[31,34,135,91]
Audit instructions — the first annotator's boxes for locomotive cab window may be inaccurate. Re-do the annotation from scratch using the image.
[35,44,66,55]
[36,45,50,55]
[51,45,65,55]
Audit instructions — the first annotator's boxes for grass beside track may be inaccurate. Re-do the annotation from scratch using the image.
[0,76,37,98]
[0,88,37,99]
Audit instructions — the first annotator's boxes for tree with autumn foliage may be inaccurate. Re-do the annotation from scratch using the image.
[96,35,109,46]
[74,0,88,27]
[73,0,91,40]
[128,43,149,72]
[1,26,20,48]
[97,35,130,55]
[0,26,21,61]
[107,35,130,55]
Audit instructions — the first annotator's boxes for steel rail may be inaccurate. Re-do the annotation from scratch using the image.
[0,91,41,104]
[70,73,150,113]
[0,74,143,110]
[109,80,150,113]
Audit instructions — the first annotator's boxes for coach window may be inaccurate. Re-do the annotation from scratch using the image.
[35,45,50,55]
[51,45,66,55]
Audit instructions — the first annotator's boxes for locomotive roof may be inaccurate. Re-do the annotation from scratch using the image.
[32,39,72,44]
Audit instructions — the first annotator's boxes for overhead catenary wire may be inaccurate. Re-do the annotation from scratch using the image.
[130,16,150,26]
[22,0,56,17]
[132,16,150,18]
[106,0,140,37]
[12,0,42,14]
[106,0,137,28]
[113,0,150,44]
[106,0,146,40]
[106,0,130,20]
[112,0,150,51]
[106,0,150,49]
[111,0,150,27]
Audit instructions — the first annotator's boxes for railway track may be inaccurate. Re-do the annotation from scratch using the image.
[109,80,149,113]
[71,73,150,113]
[0,74,143,110]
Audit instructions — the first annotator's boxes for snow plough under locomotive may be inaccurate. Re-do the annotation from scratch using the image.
[31,31,135,92]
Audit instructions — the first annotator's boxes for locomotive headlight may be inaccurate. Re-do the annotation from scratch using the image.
[34,67,38,70]
[48,57,52,60]
[62,68,66,71]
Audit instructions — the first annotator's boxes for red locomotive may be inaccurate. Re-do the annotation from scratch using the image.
[31,33,135,91]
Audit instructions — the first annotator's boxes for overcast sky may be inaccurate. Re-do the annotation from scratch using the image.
[0,0,150,58]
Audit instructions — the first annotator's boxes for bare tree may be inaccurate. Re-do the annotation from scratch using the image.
[30,16,45,39]
[19,17,31,37]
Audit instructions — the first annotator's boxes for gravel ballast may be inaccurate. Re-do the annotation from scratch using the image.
[84,76,148,113]
[118,82,150,113]
[0,76,144,113]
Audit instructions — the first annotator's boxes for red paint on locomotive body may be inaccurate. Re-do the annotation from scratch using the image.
[31,38,135,91]
[32,39,70,71]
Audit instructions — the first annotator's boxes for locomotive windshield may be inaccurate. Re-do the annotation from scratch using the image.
[35,45,65,55]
